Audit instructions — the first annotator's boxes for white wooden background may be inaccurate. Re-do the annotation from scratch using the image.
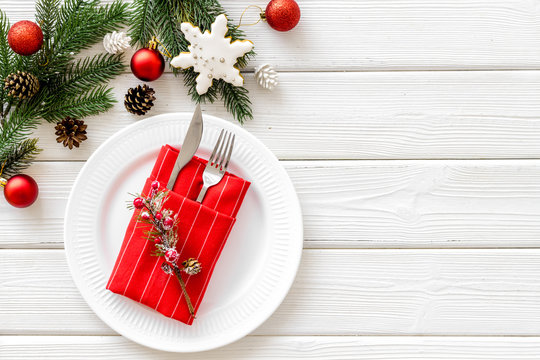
[2,0,540,358]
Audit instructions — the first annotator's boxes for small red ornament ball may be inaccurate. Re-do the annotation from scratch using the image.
[165,248,179,263]
[162,216,174,229]
[130,47,165,82]
[3,174,39,208]
[265,0,301,32]
[133,197,144,209]
[8,20,44,56]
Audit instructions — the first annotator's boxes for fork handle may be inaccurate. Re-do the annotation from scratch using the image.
[196,185,209,203]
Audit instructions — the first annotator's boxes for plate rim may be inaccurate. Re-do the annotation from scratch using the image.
[64,112,303,352]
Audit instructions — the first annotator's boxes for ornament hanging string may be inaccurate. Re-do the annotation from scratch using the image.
[236,5,265,29]
[150,36,172,59]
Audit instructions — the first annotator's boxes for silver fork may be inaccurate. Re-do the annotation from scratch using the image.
[196,129,235,202]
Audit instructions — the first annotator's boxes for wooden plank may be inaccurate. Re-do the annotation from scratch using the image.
[2,249,540,335]
[3,160,540,249]
[30,71,540,161]
[3,336,540,359]
[3,0,540,71]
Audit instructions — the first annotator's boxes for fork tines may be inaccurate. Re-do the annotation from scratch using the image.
[196,129,235,202]
[208,129,235,170]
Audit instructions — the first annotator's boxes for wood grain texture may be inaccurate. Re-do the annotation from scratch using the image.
[3,0,540,71]
[3,160,540,249]
[2,0,540,354]
[3,249,540,336]
[3,336,540,359]
[27,71,540,161]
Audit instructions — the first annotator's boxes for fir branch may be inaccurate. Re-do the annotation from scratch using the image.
[50,53,125,95]
[0,94,43,154]
[0,0,129,176]
[153,0,187,60]
[35,0,60,46]
[41,86,115,122]
[0,11,14,117]
[129,0,157,47]
[130,0,254,123]
[0,138,41,177]
[177,0,254,121]
[49,0,130,74]
[183,68,219,104]
[0,11,13,80]
[218,81,252,125]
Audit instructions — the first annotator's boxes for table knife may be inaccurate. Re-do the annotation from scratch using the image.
[166,104,203,189]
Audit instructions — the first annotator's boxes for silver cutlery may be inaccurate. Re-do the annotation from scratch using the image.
[167,104,204,189]
[196,129,235,203]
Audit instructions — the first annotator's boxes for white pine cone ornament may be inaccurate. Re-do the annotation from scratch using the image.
[103,31,131,54]
[182,258,202,275]
[254,64,279,91]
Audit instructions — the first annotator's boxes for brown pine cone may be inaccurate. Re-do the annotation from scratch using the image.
[124,84,155,115]
[55,117,88,150]
[182,258,202,275]
[4,71,40,99]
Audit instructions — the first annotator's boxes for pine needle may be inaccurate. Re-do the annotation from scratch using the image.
[0,0,130,175]
[0,138,41,177]
[130,0,255,123]
[41,86,116,122]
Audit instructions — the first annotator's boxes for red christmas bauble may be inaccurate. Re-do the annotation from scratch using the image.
[165,248,179,263]
[130,47,165,81]
[2,174,39,208]
[7,20,44,56]
[265,0,301,32]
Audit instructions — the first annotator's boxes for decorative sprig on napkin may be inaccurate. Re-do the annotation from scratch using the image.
[128,180,201,316]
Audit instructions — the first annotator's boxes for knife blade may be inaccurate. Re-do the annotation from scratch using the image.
[166,104,203,189]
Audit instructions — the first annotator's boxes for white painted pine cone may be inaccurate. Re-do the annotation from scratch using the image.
[254,64,279,91]
[103,31,132,54]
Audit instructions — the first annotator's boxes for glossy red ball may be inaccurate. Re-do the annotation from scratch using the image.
[3,174,39,208]
[165,248,179,263]
[130,48,165,81]
[162,217,174,229]
[8,20,44,56]
[265,0,301,32]
[133,197,144,209]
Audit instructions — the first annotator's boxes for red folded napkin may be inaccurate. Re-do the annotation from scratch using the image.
[107,145,250,325]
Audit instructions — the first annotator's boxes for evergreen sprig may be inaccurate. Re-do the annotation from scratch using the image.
[0,0,130,176]
[0,138,41,177]
[129,0,255,124]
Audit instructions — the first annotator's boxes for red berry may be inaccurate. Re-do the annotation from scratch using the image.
[151,180,160,189]
[163,217,174,229]
[154,237,162,244]
[165,248,179,263]
[141,211,151,220]
[155,212,163,220]
[133,197,144,209]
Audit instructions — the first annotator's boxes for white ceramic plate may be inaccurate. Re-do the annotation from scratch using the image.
[64,113,303,352]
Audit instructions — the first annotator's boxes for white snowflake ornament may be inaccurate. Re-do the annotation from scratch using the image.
[170,14,253,95]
